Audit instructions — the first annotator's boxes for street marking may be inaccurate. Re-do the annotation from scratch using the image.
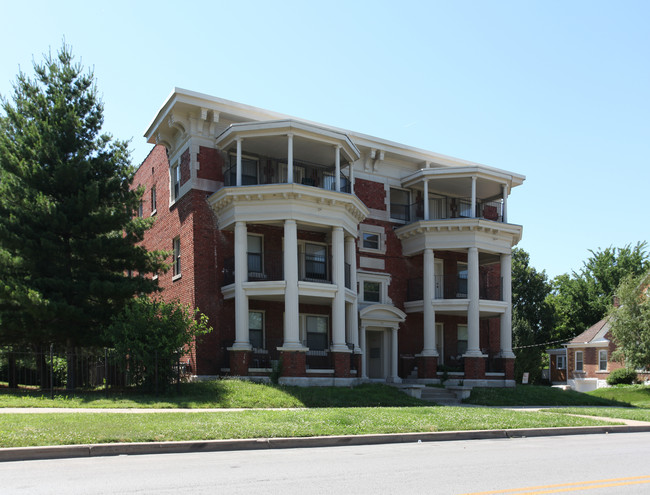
[462,475,650,494]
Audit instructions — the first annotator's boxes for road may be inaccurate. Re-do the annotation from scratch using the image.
[2,432,650,494]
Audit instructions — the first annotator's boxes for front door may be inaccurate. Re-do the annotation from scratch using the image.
[367,331,384,379]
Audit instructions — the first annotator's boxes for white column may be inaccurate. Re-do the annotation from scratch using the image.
[236,138,243,187]
[232,222,251,350]
[345,235,359,351]
[502,184,508,223]
[390,326,400,383]
[423,180,429,220]
[287,133,294,184]
[500,253,515,358]
[360,324,367,378]
[465,247,483,357]
[282,220,302,349]
[421,248,438,356]
[331,227,348,352]
[470,176,477,218]
[349,160,355,195]
[334,145,341,192]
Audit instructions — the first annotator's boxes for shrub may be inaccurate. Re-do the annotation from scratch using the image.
[607,367,638,386]
[104,297,212,390]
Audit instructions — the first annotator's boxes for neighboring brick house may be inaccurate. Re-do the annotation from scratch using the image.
[133,88,525,387]
[547,318,622,392]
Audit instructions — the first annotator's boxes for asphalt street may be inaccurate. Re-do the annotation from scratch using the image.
[2,432,650,494]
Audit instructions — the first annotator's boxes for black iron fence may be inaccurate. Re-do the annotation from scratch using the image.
[0,346,185,396]
[407,275,502,301]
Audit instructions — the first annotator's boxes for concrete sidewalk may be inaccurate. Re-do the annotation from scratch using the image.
[2,406,650,462]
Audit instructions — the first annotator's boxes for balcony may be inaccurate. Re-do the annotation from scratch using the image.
[223,253,352,289]
[406,275,502,302]
[395,197,504,224]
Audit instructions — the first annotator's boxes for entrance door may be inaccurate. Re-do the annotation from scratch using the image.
[367,331,384,379]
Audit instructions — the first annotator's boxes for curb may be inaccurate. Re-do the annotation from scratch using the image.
[3,425,650,462]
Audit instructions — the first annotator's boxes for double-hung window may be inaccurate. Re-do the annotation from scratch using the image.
[304,243,327,281]
[457,325,468,356]
[575,351,584,372]
[247,235,263,280]
[151,185,157,213]
[305,315,328,351]
[171,165,180,201]
[556,355,566,370]
[249,311,264,350]
[390,188,410,222]
[598,350,607,371]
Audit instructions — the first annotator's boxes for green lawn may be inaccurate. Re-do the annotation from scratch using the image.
[587,385,650,408]
[464,385,630,407]
[542,407,650,422]
[0,381,424,409]
[0,407,619,448]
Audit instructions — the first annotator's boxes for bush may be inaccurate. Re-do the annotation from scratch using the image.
[104,297,212,390]
[607,367,638,386]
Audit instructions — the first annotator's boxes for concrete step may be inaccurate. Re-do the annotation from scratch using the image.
[420,386,461,405]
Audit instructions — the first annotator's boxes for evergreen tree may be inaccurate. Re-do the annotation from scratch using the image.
[0,44,167,349]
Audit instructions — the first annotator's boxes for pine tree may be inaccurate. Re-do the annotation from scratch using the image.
[0,44,167,349]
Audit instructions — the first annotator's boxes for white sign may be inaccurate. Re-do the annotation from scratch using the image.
[522,372,529,384]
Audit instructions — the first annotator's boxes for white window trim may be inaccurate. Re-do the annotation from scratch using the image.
[249,310,266,351]
[357,271,391,304]
[389,186,411,223]
[358,223,386,254]
[598,350,608,371]
[150,185,157,216]
[575,351,584,372]
[556,355,566,370]
[299,313,330,350]
[170,160,181,205]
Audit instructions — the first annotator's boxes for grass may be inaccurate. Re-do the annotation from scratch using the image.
[0,381,424,409]
[587,385,650,408]
[0,407,620,448]
[464,385,630,407]
[541,407,650,422]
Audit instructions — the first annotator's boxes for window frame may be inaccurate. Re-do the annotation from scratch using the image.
[249,310,265,350]
[171,163,181,202]
[358,223,386,254]
[598,350,608,371]
[575,351,584,372]
[363,281,381,303]
[357,271,391,305]
[389,187,411,222]
[247,234,264,279]
[172,237,181,279]
[556,354,566,370]
[457,324,468,357]
[300,314,329,351]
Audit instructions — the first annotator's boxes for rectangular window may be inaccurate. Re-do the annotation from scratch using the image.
[363,281,381,303]
[457,324,468,356]
[173,237,181,277]
[599,350,607,371]
[247,235,263,279]
[151,185,157,213]
[575,351,583,372]
[390,188,410,222]
[228,155,259,185]
[249,311,264,350]
[457,262,468,298]
[362,232,380,250]
[556,355,566,370]
[304,243,327,281]
[306,315,328,351]
[137,200,143,217]
[172,165,180,200]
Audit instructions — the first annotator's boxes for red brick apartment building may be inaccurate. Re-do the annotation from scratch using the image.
[133,88,525,387]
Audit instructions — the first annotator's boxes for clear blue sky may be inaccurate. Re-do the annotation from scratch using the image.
[2,0,648,279]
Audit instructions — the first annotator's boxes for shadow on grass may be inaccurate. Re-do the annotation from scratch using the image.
[464,385,631,408]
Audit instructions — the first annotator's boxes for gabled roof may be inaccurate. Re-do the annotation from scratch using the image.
[568,317,611,346]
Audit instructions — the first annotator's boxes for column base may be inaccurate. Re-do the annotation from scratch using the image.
[464,356,486,380]
[332,351,352,378]
[227,349,251,376]
[415,355,438,378]
[280,350,307,377]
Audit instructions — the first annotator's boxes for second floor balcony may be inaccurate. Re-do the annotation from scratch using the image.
[406,275,503,302]
[223,252,352,289]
